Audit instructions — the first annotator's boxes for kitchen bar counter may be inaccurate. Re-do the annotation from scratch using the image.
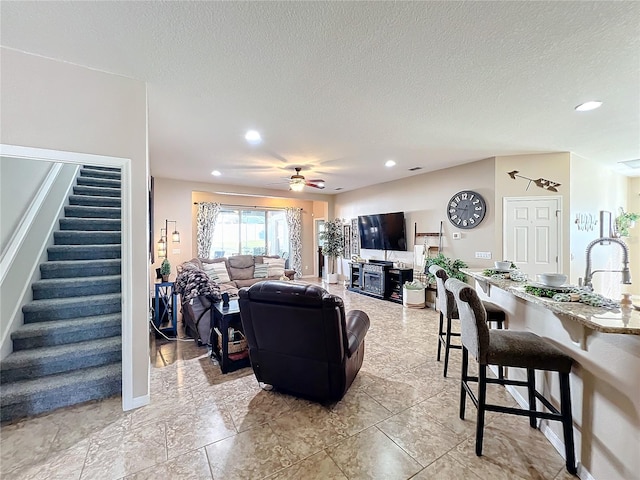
[462,269,640,335]
[460,268,640,480]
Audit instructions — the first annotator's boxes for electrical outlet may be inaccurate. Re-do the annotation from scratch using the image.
[475,251,492,259]
[172,248,180,254]
[305,265,308,270]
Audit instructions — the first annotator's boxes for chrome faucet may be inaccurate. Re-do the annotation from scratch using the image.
[584,237,632,291]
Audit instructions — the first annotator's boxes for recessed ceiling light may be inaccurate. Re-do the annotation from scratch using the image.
[575,101,603,112]
[211,170,221,176]
[385,160,396,167]
[244,130,262,144]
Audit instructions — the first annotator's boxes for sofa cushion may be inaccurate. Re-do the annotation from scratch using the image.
[228,255,255,280]
[253,263,269,279]
[263,257,286,278]
[202,262,231,283]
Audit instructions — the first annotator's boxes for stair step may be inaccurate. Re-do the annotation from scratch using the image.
[59,218,120,231]
[11,313,121,350]
[73,185,120,198]
[0,363,122,423]
[68,194,121,207]
[83,165,121,172]
[64,205,121,219]
[47,244,121,261]
[32,275,121,300]
[22,293,121,323]
[40,259,121,279]
[80,168,121,180]
[54,230,121,245]
[0,337,122,383]
[77,177,121,189]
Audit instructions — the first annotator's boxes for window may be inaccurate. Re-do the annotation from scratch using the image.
[210,208,289,258]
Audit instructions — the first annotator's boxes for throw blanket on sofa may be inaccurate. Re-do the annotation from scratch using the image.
[174,269,222,304]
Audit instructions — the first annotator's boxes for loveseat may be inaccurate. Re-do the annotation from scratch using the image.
[176,255,295,345]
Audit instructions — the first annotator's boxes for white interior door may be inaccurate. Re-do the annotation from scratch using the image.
[503,197,561,276]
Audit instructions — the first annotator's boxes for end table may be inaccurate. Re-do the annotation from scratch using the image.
[154,282,178,337]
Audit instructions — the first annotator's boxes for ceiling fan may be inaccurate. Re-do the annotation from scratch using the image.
[288,167,325,191]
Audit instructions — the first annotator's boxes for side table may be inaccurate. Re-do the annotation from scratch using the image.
[154,282,178,337]
[209,299,250,373]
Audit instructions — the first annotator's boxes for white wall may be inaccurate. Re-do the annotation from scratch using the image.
[0,157,52,250]
[0,48,150,406]
[334,158,497,270]
[569,154,633,297]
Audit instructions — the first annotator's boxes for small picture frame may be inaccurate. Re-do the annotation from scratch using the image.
[343,224,351,258]
[351,218,360,255]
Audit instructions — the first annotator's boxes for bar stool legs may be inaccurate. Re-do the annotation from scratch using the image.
[437,311,461,377]
[459,349,577,475]
[560,372,577,475]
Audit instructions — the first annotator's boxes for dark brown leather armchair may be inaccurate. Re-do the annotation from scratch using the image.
[238,281,370,401]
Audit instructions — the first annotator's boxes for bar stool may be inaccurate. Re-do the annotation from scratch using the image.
[445,277,576,475]
[429,265,506,378]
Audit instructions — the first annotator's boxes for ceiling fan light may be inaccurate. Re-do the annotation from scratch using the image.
[290,181,305,192]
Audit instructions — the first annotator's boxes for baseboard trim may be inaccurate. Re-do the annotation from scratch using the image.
[124,393,150,411]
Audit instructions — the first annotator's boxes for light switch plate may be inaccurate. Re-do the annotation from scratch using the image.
[475,251,492,259]
[452,232,461,240]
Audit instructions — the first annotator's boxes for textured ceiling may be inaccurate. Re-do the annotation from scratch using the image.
[2,1,639,194]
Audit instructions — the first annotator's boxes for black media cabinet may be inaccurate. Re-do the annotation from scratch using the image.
[348,261,413,304]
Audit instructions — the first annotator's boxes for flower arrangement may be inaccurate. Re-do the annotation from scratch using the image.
[319,218,345,276]
[614,207,639,237]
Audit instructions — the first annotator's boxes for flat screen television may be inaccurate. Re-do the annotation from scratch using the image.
[358,212,407,251]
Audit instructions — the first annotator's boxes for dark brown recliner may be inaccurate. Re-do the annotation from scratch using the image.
[238,281,370,401]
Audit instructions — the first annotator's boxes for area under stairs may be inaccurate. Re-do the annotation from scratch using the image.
[0,165,123,423]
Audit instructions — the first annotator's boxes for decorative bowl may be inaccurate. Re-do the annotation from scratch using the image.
[538,273,568,287]
[494,261,512,270]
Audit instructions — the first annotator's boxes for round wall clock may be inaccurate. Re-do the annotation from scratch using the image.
[446,190,486,229]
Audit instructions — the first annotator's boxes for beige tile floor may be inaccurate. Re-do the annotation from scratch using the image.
[1,282,573,479]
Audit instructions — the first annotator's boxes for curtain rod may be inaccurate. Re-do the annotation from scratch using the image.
[193,202,302,211]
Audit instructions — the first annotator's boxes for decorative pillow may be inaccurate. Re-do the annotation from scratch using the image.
[263,257,285,278]
[202,262,231,283]
[253,263,269,279]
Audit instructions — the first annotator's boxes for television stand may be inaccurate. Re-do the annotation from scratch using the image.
[348,262,413,304]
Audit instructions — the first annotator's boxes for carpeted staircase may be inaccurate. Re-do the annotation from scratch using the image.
[0,166,123,423]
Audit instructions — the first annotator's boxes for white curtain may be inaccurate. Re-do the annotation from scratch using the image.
[196,202,220,258]
[285,207,302,278]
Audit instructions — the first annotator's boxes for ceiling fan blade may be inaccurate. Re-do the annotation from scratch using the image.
[305,182,325,189]
[306,179,324,183]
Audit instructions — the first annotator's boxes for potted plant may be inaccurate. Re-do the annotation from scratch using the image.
[320,218,344,284]
[160,258,171,282]
[614,207,640,237]
[424,252,468,285]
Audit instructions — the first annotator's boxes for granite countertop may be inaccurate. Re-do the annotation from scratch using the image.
[461,269,640,335]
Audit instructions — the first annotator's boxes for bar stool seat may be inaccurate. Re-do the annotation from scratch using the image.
[429,265,506,377]
[445,277,576,476]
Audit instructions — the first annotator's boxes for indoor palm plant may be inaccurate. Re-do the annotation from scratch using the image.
[320,218,344,284]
